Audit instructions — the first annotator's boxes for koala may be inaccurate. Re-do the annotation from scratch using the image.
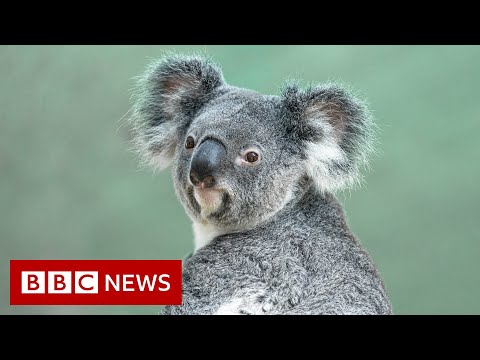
[129,54,392,315]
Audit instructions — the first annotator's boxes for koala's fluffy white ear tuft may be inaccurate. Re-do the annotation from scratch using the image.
[129,54,225,171]
[282,83,375,192]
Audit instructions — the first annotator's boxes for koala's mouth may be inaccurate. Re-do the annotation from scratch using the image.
[186,186,232,221]
[193,188,223,212]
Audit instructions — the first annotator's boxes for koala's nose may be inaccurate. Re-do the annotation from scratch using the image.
[189,139,226,189]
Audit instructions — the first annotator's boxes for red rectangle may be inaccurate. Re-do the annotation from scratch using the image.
[10,260,182,305]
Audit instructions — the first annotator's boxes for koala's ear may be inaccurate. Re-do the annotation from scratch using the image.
[130,54,225,170]
[282,83,375,192]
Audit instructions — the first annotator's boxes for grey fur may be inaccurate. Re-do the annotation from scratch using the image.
[129,54,392,315]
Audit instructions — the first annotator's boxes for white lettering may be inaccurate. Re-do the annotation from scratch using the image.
[105,274,120,291]
[136,274,157,291]
[123,274,134,291]
[158,274,170,292]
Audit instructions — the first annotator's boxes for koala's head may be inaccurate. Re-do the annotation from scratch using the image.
[130,54,373,231]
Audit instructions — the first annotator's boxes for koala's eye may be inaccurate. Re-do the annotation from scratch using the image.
[185,136,195,149]
[236,148,261,167]
[245,151,259,163]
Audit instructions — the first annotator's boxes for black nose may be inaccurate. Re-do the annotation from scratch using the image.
[189,139,226,188]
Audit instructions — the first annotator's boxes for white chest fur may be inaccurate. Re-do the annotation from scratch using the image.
[213,291,272,315]
[192,221,225,251]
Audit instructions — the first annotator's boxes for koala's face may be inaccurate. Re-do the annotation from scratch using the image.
[172,89,304,229]
[131,55,373,231]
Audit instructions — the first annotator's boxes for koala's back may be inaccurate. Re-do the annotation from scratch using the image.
[164,188,392,315]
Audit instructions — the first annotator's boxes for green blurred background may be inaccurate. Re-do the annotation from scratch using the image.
[1,45,479,315]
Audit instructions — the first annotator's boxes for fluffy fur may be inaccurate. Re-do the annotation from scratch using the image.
[129,54,392,315]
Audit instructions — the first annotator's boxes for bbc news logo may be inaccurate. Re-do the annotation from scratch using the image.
[21,272,171,294]
[10,260,182,305]
[22,271,99,294]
